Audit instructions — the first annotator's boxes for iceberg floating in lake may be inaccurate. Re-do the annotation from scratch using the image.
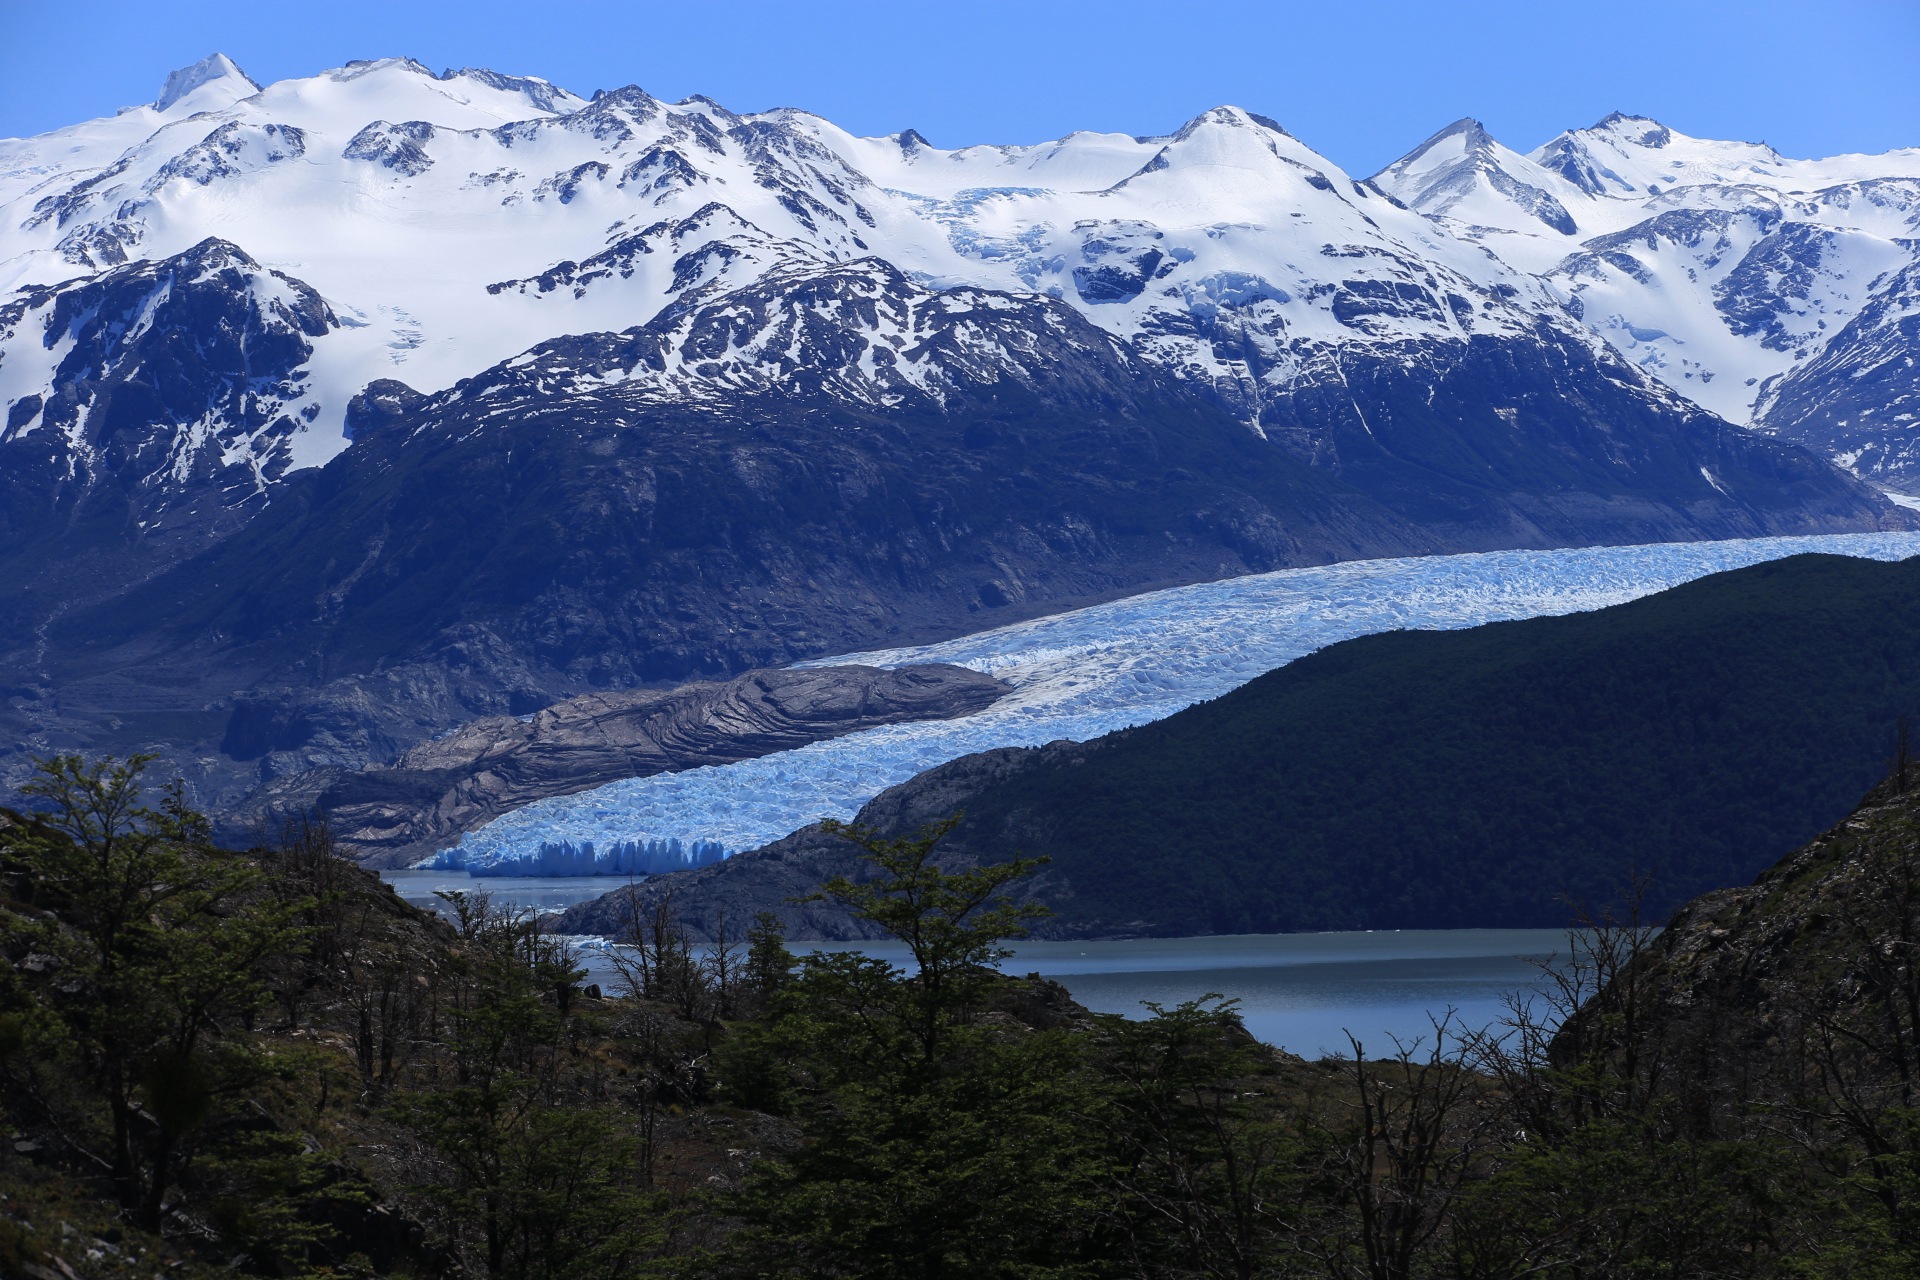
[442,532,1920,873]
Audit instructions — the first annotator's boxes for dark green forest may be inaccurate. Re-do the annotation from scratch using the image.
[10,755,1920,1277]
[953,551,1920,933]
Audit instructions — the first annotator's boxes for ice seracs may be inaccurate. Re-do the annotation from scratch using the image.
[426,836,728,877]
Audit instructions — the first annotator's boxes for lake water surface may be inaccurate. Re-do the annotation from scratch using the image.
[382,872,1565,1058]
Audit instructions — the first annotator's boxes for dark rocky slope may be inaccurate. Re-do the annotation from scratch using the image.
[559,552,1920,940]
[1565,769,1920,1118]
[1762,259,1920,485]
[227,662,1005,865]
[0,240,341,723]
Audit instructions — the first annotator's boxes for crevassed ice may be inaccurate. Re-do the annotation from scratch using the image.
[437,532,1920,873]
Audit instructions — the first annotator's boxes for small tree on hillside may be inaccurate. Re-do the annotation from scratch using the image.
[811,813,1050,1063]
[721,816,1106,1278]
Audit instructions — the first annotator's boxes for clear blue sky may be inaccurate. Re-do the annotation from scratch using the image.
[2,0,1915,175]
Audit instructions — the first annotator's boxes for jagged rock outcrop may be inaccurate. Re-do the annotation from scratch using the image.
[230,662,1006,865]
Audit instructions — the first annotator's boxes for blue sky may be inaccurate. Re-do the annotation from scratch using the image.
[2,0,1915,175]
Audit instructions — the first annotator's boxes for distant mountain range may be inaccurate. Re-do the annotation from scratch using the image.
[0,55,1913,812]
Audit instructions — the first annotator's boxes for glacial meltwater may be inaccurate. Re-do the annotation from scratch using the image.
[381,871,1564,1059]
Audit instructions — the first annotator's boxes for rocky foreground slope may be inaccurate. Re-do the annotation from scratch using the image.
[1567,767,1920,1121]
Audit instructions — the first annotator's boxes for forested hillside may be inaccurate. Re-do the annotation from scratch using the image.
[988,550,1920,932]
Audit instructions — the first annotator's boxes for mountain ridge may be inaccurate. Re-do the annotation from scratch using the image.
[1368,110,1920,469]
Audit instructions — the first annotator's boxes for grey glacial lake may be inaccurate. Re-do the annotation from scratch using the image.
[808,931,1569,1059]
[383,869,631,914]
[382,872,1566,1059]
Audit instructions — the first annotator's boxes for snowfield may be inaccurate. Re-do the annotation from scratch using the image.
[434,532,1920,874]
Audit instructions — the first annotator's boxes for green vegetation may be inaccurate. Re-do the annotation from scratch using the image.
[9,752,1920,1276]
[956,551,1920,932]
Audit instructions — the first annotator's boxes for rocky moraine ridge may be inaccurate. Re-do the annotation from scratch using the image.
[224,662,1006,866]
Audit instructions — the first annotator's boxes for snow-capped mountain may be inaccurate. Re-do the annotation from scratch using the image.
[1370,113,1920,475]
[0,55,1912,811]
[0,56,1677,504]
[7,54,1918,506]
[1370,118,1581,240]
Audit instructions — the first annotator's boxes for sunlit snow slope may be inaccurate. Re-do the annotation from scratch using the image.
[433,531,1920,873]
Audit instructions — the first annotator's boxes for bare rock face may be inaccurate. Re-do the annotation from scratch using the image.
[231,662,1006,865]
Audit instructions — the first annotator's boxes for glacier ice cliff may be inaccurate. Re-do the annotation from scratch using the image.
[426,836,727,877]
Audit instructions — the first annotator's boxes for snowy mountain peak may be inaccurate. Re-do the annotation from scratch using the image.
[673,93,740,120]
[276,57,585,120]
[1531,114,1792,196]
[334,57,434,82]
[1531,131,1632,196]
[153,53,259,114]
[5,54,1920,505]
[1430,117,1494,147]
[1372,117,1498,183]
[461,255,1143,419]
[1119,104,1335,191]
[1168,105,1292,143]
[1370,116,1580,238]
[0,234,341,515]
[1589,112,1675,150]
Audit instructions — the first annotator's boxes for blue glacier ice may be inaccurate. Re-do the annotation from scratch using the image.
[427,836,727,876]
[439,532,1920,874]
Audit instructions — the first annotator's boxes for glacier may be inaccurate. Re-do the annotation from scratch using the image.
[438,531,1920,875]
